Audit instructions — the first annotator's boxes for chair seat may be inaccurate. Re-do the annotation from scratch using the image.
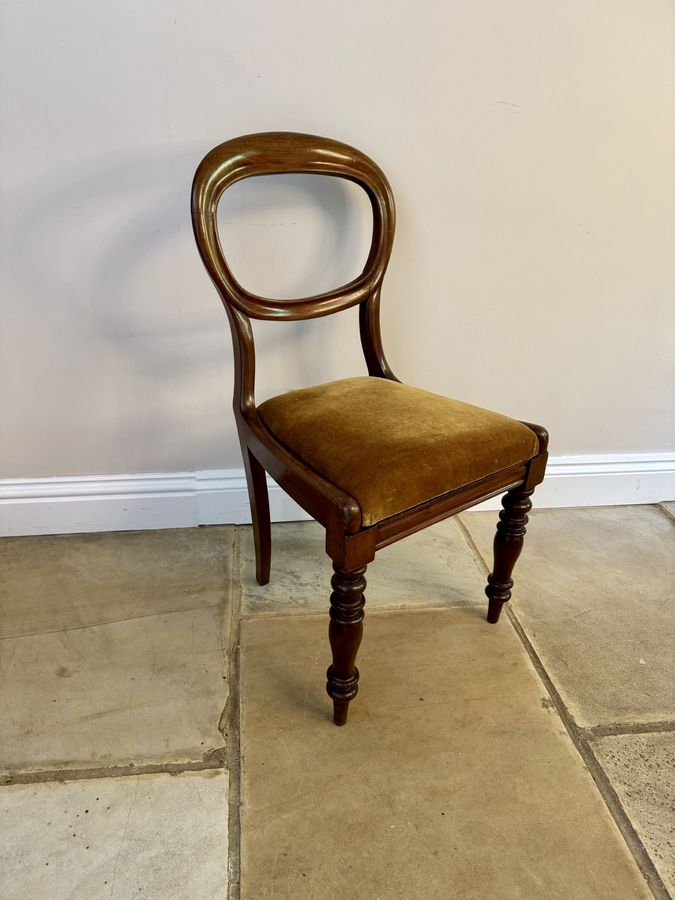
[258,376,540,526]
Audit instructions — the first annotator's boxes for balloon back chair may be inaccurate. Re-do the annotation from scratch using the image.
[191,132,548,726]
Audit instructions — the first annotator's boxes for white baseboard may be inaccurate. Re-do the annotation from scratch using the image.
[1,453,673,537]
[0,470,311,538]
[472,452,675,512]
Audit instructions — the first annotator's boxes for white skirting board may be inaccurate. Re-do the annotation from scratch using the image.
[0,453,673,537]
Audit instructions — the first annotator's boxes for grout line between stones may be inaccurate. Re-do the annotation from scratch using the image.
[0,749,227,788]
[656,502,675,524]
[457,513,671,900]
[582,721,675,739]
[223,526,243,900]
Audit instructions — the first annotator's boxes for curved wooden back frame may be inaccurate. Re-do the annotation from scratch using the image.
[191,131,398,417]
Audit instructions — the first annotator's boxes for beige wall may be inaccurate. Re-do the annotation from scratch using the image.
[1,0,673,479]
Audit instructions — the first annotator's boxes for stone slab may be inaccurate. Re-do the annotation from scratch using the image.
[1,607,227,773]
[591,732,675,896]
[239,609,650,899]
[460,506,675,727]
[0,771,228,900]
[0,526,232,639]
[239,518,486,615]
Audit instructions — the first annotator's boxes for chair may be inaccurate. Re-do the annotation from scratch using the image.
[191,132,548,726]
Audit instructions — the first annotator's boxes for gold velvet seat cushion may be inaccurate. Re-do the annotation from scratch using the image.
[258,376,540,527]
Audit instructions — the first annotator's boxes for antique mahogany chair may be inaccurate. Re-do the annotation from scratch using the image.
[191,132,548,726]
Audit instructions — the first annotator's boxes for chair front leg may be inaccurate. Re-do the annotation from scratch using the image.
[326,563,367,726]
[485,488,533,623]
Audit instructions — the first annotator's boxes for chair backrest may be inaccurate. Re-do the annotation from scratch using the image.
[191,132,397,413]
[191,131,395,321]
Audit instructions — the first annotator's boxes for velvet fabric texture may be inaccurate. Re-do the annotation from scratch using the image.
[258,376,540,527]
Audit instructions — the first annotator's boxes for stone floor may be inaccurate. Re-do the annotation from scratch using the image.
[0,504,673,899]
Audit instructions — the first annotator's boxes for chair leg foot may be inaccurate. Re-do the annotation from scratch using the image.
[485,488,533,623]
[332,698,351,727]
[486,596,504,624]
[326,564,367,725]
[243,448,271,585]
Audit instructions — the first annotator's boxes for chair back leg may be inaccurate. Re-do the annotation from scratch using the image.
[243,447,272,585]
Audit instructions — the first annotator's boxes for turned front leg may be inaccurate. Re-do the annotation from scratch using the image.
[326,564,367,726]
[485,488,533,623]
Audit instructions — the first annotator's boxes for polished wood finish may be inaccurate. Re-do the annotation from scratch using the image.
[485,488,534,623]
[192,132,549,725]
[242,446,271,586]
[373,462,527,550]
[327,565,367,726]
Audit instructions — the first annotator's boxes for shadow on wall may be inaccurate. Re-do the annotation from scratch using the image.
[8,146,371,473]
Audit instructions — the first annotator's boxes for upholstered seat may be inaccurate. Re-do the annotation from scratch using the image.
[259,376,539,526]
